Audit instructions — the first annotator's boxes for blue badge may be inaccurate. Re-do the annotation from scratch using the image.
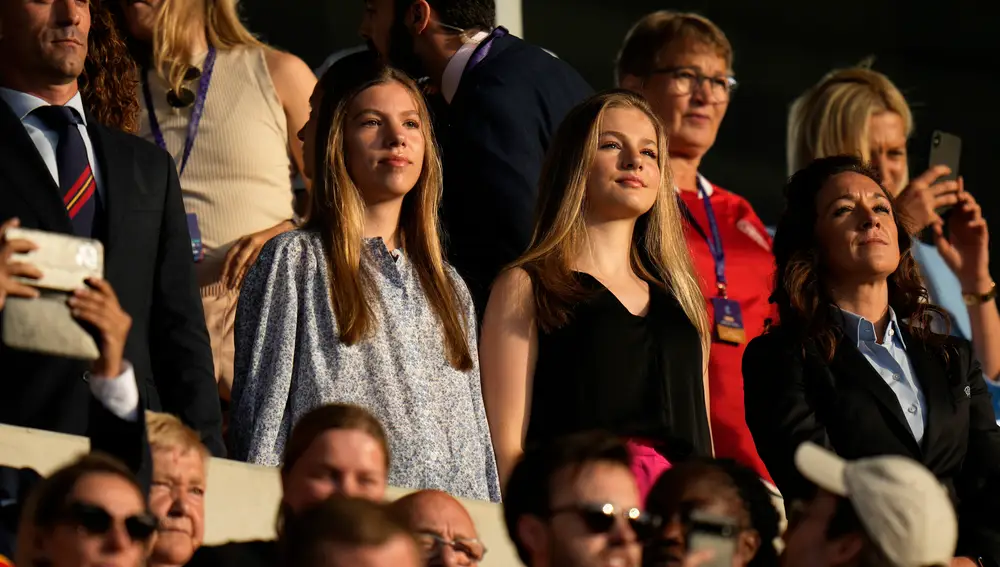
[711,297,745,344]
[186,213,204,263]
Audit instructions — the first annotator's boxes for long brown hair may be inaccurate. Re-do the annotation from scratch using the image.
[510,90,710,356]
[769,155,947,361]
[306,59,473,371]
[80,3,140,132]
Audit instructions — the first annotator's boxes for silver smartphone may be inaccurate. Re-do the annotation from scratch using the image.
[687,510,739,567]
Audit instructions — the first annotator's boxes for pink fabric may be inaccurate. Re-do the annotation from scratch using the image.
[626,439,672,504]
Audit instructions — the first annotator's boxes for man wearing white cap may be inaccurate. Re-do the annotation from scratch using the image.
[781,442,960,567]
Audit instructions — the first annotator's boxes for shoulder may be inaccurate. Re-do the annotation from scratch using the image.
[254,230,323,274]
[92,123,171,165]
[188,540,276,567]
[492,266,533,298]
[745,328,800,361]
[261,47,317,105]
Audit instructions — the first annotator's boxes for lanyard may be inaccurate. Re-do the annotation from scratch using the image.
[140,47,217,176]
[678,175,728,296]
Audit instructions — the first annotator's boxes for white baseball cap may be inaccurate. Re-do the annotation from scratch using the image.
[794,442,958,567]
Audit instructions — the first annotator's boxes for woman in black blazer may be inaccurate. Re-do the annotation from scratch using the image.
[743,155,1000,565]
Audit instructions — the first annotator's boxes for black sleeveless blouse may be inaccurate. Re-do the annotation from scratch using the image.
[525,273,712,460]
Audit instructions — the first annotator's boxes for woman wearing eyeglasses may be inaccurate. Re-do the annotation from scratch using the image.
[616,11,775,488]
[15,454,157,567]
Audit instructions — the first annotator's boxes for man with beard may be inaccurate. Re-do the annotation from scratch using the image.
[360,0,593,316]
[503,432,656,567]
[0,0,224,453]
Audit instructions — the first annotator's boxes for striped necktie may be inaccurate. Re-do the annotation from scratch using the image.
[31,105,97,237]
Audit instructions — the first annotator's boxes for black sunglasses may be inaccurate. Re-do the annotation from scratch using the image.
[61,502,158,543]
[166,66,203,108]
[549,502,661,541]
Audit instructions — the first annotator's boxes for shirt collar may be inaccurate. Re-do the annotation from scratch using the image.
[838,306,907,349]
[0,87,88,125]
[674,172,714,198]
[441,30,490,104]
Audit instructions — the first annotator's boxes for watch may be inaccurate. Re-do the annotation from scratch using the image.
[963,281,997,306]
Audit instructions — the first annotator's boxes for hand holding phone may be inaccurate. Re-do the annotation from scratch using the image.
[0,218,43,311]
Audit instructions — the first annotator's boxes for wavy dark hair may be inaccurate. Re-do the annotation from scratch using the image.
[768,155,947,361]
[80,2,140,133]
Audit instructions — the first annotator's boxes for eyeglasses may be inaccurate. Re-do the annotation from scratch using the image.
[649,67,738,102]
[414,531,487,565]
[549,502,661,542]
[166,66,203,108]
[59,502,159,543]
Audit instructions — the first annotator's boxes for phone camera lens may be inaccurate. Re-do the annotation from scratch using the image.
[933,135,941,146]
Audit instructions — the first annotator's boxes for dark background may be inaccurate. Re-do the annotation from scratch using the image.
[243,0,996,261]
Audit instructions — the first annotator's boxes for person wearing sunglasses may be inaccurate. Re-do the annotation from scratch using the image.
[616,11,775,491]
[503,431,657,567]
[390,490,486,567]
[643,459,780,567]
[14,454,157,567]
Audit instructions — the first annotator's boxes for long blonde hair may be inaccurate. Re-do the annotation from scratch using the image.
[511,90,710,358]
[151,0,262,96]
[306,63,473,371]
[787,66,913,179]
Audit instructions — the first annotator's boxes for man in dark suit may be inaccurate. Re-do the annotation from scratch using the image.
[360,0,593,315]
[0,0,224,455]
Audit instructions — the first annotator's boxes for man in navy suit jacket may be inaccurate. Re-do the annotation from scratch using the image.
[360,0,593,316]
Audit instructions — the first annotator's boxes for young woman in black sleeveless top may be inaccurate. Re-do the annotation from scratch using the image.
[479,90,712,498]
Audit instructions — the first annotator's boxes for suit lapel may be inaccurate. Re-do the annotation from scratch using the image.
[0,99,73,233]
[86,120,134,257]
[901,329,951,454]
[830,334,922,453]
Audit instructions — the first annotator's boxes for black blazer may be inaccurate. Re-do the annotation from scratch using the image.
[0,97,224,456]
[744,326,1000,561]
[433,33,593,315]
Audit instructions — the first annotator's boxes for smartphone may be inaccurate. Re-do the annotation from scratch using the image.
[6,227,103,291]
[687,510,739,567]
[928,130,961,217]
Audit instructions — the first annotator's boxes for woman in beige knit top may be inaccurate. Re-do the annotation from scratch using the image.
[115,0,316,402]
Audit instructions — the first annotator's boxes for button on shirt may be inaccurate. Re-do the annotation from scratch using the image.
[840,308,927,443]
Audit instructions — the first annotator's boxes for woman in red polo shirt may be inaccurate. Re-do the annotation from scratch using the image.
[617,10,774,487]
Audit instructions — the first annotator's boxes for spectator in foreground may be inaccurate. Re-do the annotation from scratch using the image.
[186,404,391,567]
[283,497,421,567]
[782,442,957,567]
[616,10,775,486]
[146,412,208,567]
[788,66,1000,419]
[360,0,593,315]
[743,156,1000,564]
[114,0,316,403]
[643,458,780,567]
[231,54,500,501]
[504,431,659,567]
[15,454,157,567]
[0,0,225,454]
[480,90,711,495]
[390,490,486,567]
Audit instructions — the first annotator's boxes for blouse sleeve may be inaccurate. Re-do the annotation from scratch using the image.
[230,233,313,466]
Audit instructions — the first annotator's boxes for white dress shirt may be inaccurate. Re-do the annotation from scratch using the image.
[441,30,490,104]
[0,87,136,422]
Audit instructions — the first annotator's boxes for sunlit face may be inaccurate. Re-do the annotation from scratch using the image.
[584,106,661,223]
[36,473,152,567]
[282,429,388,512]
[637,40,730,162]
[398,492,482,567]
[322,535,423,567]
[298,82,325,181]
[866,111,908,196]
[0,0,91,86]
[526,462,642,567]
[814,171,900,285]
[117,0,161,42]
[344,81,425,205]
[148,447,207,566]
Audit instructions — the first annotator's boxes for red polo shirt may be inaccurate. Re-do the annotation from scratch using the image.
[679,180,774,483]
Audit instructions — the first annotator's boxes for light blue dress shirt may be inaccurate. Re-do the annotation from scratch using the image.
[840,307,927,443]
[0,88,103,199]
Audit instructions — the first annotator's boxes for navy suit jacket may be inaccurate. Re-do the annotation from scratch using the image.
[432,33,593,316]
